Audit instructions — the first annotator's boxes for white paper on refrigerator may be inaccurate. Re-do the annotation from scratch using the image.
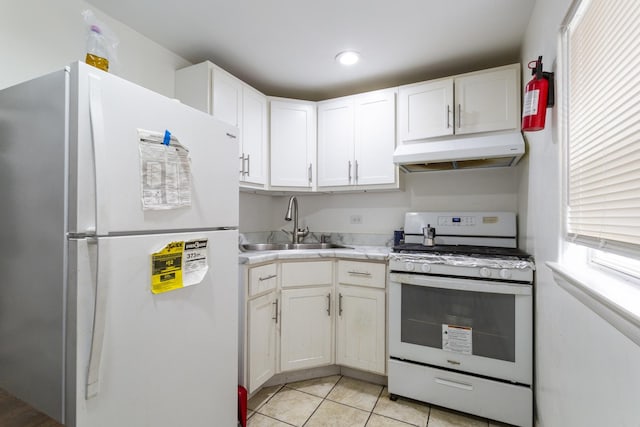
[138,129,192,210]
[183,238,209,287]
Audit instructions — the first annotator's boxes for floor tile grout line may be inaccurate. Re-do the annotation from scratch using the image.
[373,387,430,427]
[249,377,497,427]
[301,374,343,427]
[251,411,298,426]
[248,384,285,415]
[323,375,384,415]
[362,386,387,427]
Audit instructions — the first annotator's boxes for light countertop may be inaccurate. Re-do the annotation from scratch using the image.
[238,245,391,265]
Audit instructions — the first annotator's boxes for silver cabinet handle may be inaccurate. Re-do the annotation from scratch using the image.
[246,154,251,177]
[355,160,359,181]
[308,163,313,184]
[272,299,279,324]
[348,161,352,182]
[347,271,372,277]
[226,132,237,139]
[259,274,276,282]
[326,293,331,316]
[446,105,451,128]
[457,104,462,129]
[339,293,343,316]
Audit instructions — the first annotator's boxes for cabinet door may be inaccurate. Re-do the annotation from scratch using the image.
[247,292,278,393]
[280,288,333,371]
[175,62,212,114]
[398,79,454,142]
[211,67,242,131]
[455,66,519,135]
[317,99,354,187]
[241,86,267,185]
[354,89,397,186]
[270,100,316,188]
[336,286,386,374]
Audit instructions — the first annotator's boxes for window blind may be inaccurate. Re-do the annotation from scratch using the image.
[564,0,640,256]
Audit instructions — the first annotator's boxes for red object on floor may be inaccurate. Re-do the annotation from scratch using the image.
[238,385,247,427]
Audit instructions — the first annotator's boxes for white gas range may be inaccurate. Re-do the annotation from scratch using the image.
[388,211,534,427]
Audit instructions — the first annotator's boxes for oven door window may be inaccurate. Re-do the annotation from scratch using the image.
[401,283,515,362]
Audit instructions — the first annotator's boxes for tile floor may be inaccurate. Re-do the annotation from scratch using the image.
[247,375,511,427]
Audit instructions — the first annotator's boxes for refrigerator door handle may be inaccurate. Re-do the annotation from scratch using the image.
[88,75,109,236]
[86,238,109,399]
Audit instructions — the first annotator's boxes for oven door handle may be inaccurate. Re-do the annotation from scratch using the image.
[389,272,532,295]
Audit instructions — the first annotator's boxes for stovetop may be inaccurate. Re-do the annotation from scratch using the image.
[392,243,532,260]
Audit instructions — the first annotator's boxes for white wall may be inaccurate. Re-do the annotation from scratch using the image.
[240,167,520,234]
[519,1,640,426]
[0,0,190,96]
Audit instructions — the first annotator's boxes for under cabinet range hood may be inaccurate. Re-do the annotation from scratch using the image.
[393,131,525,172]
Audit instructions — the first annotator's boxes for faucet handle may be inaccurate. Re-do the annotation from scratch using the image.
[297,226,310,237]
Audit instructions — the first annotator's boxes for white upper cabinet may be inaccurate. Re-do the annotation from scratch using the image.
[318,88,398,190]
[175,61,267,189]
[398,64,520,143]
[269,99,317,190]
[454,66,519,135]
[317,98,354,187]
[211,67,242,131]
[398,79,454,142]
[354,89,397,186]
[241,86,267,186]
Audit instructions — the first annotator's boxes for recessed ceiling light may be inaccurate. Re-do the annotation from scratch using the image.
[335,51,360,66]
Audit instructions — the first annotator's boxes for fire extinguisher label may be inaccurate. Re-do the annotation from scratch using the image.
[523,89,540,117]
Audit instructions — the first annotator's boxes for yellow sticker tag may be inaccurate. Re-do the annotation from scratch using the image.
[151,241,184,294]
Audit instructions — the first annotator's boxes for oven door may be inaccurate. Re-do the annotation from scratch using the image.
[389,272,532,385]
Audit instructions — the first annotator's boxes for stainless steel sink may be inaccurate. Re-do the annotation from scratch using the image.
[240,242,352,251]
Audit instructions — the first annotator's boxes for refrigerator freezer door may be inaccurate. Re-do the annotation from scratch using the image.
[67,229,238,427]
[69,62,239,235]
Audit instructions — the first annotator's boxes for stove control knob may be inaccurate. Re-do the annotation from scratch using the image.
[480,267,492,278]
[499,269,512,280]
[421,264,431,273]
[405,262,415,272]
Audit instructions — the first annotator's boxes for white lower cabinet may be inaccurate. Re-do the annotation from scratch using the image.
[280,287,334,371]
[336,260,387,375]
[241,258,386,393]
[336,285,386,374]
[244,263,278,393]
[247,291,278,393]
[280,260,334,372]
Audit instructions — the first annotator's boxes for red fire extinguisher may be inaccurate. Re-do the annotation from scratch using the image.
[522,56,554,132]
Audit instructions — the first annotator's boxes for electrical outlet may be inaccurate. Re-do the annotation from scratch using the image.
[350,215,363,224]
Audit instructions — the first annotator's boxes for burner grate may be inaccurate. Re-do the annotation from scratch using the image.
[392,243,531,260]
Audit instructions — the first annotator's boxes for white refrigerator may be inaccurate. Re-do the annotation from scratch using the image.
[0,62,239,426]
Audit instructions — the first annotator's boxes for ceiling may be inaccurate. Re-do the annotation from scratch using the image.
[87,0,537,100]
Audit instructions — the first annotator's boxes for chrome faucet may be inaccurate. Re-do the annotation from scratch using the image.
[284,196,309,244]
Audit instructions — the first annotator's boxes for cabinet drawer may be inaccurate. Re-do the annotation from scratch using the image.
[281,261,333,288]
[388,360,532,427]
[248,263,277,296]
[338,260,386,288]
